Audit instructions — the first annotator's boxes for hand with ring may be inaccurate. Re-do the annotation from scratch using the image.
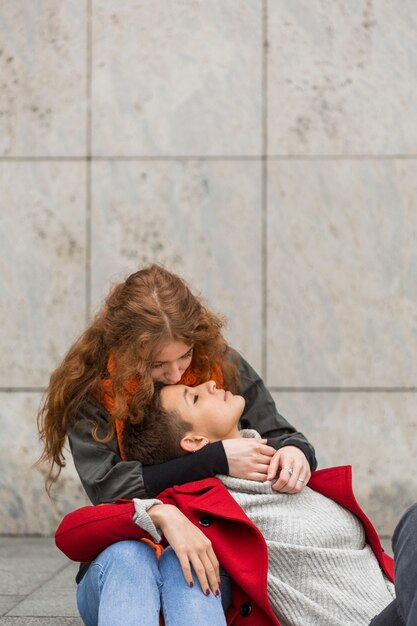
[267,446,311,493]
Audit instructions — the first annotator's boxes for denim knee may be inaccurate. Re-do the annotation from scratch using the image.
[99,539,153,558]
[96,540,159,576]
[77,540,162,626]
[158,545,181,572]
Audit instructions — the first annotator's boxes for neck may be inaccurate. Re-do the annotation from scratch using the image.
[219,425,241,441]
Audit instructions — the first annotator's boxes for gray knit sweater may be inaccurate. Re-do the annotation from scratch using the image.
[219,474,395,626]
[135,430,395,625]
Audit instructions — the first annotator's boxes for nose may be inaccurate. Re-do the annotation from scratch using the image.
[206,380,217,394]
[164,362,182,384]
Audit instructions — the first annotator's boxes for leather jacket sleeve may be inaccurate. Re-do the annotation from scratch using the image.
[68,398,228,503]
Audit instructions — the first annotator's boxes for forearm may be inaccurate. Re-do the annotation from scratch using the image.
[55,501,148,562]
[69,400,228,501]
[55,499,168,562]
[56,498,220,594]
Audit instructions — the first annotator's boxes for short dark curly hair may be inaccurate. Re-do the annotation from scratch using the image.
[122,385,193,465]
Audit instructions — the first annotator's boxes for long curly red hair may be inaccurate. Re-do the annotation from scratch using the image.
[37,264,240,493]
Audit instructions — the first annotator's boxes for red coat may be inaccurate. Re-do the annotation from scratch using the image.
[56,466,394,626]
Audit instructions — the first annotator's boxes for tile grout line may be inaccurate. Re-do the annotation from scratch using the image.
[0,388,46,393]
[268,154,417,160]
[4,562,71,617]
[86,161,92,325]
[261,0,268,380]
[2,154,417,162]
[85,0,93,324]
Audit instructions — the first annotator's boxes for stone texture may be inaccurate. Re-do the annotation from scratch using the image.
[91,159,263,370]
[268,0,417,155]
[0,538,80,621]
[0,1,86,156]
[272,390,416,536]
[267,159,417,388]
[7,563,79,617]
[0,393,89,535]
[0,0,416,544]
[0,598,24,617]
[0,537,67,596]
[92,0,262,156]
[0,162,86,387]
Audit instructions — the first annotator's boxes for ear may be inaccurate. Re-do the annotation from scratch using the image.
[180,433,210,453]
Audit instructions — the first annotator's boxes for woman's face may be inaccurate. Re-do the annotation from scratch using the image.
[160,380,245,441]
[150,341,193,384]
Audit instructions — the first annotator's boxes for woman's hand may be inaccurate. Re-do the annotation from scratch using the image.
[148,504,220,596]
[223,438,276,481]
[267,445,311,493]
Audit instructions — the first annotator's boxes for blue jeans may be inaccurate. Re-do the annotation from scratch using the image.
[76,540,230,626]
[370,503,417,625]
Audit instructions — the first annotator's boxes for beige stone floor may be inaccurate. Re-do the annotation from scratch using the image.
[0,537,82,625]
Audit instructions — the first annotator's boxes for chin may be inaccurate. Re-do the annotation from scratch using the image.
[235,395,245,414]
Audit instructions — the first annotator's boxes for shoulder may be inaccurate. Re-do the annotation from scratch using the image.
[79,395,109,418]
[226,350,260,384]
[69,395,111,435]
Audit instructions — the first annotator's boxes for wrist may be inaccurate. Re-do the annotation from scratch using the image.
[148,503,172,527]
[132,498,164,542]
[148,503,165,526]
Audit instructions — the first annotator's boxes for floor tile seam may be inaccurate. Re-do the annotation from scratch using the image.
[4,562,72,617]
[0,597,25,618]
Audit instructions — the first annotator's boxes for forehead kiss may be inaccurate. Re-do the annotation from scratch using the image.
[150,341,194,384]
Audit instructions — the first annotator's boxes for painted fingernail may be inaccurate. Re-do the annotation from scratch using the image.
[205,588,210,596]
[215,589,220,597]
[189,581,194,588]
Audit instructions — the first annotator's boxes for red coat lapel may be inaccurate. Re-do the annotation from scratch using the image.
[162,478,277,618]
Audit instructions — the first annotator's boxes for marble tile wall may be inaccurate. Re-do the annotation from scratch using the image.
[272,391,416,539]
[0,0,416,535]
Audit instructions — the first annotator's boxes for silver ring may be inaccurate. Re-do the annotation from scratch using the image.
[283,467,294,476]
[297,478,305,484]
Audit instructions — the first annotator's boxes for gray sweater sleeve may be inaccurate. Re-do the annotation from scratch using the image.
[236,354,317,471]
